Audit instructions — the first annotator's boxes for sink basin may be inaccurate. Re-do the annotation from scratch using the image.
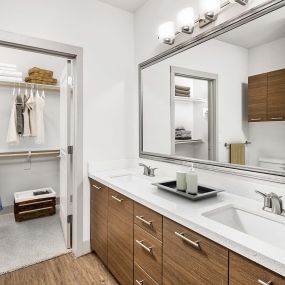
[203,205,285,250]
[110,174,151,184]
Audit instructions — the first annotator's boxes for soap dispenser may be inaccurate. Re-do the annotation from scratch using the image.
[186,163,198,195]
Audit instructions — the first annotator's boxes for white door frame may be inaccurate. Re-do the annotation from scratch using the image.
[0,29,84,257]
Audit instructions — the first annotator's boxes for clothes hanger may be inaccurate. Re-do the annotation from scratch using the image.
[41,88,45,99]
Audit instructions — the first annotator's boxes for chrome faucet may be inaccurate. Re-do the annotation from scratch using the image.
[139,163,157,177]
[256,190,283,215]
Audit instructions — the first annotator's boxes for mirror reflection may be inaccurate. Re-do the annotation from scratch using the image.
[141,7,285,172]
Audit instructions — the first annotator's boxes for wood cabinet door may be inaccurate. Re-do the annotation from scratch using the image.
[267,69,285,121]
[230,252,285,285]
[108,189,134,285]
[163,218,228,285]
[248,73,268,122]
[90,179,108,266]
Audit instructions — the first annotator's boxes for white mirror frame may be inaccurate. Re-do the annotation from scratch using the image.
[139,0,285,184]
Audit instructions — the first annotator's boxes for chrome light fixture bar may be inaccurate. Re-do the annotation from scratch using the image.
[158,0,248,45]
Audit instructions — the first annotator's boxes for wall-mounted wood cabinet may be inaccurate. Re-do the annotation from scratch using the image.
[248,69,285,122]
[89,178,285,285]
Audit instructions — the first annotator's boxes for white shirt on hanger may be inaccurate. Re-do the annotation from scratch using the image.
[26,89,37,137]
[35,91,45,144]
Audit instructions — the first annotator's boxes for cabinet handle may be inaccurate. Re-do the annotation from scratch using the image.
[270,117,283,120]
[175,232,200,249]
[136,215,153,227]
[258,279,272,285]
[136,280,144,285]
[250,118,261,121]
[136,240,153,253]
[111,195,123,203]
[92,184,102,190]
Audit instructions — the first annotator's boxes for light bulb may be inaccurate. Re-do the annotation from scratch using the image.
[199,0,221,16]
[177,7,195,33]
[158,21,175,45]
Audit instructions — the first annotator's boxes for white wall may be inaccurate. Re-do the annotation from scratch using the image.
[0,0,135,243]
[0,47,65,207]
[247,37,285,166]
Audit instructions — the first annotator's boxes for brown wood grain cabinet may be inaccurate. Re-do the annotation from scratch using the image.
[108,189,134,285]
[90,181,285,285]
[90,179,108,266]
[248,73,268,122]
[134,202,163,241]
[229,252,285,285]
[267,69,285,121]
[163,217,228,285]
[134,225,162,284]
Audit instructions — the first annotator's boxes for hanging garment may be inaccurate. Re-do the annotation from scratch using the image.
[16,94,24,135]
[26,89,37,136]
[35,92,45,144]
[6,100,19,145]
[23,94,31,137]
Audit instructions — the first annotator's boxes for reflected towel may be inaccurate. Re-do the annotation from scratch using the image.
[230,144,245,165]
[175,85,190,92]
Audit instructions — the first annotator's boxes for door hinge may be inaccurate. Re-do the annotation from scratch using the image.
[67,215,73,224]
[68,145,73,155]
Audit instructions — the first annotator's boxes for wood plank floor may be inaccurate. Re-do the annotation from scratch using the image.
[0,253,119,285]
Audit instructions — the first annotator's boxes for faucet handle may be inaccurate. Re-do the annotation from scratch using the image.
[149,167,157,177]
[255,190,272,210]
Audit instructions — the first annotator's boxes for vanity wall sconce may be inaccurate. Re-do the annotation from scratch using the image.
[158,0,248,45]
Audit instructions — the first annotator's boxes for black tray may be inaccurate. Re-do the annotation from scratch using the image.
[153,180,224,201]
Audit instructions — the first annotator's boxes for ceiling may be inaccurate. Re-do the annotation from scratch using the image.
[98,0,148,12]
[218,7,285,49]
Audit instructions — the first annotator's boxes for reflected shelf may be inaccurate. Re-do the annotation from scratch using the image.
[175,139,204,145]
[175,96,206,103]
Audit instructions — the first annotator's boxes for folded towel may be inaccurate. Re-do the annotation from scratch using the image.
[0,63,16,69]
[175,85,190,92]
[28,67,53,77]
[0,70,22,77]
[0,76,22,83]
[176,91,190,97]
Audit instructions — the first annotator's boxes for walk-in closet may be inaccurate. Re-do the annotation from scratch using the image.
[0,46,73,274]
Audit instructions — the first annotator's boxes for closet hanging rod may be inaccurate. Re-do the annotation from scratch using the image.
[0,81,60,92]
[0,149,60,159]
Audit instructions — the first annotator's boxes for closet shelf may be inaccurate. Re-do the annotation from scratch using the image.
[0,149,60,159]
[175,96,206,103]
[0,80,60,92]
[175,139,203,145]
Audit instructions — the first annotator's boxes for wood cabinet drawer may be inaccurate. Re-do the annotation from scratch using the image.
[134,202,162,241]
[163,217,228,285]
[108,189,134,285]
[230,252,285,285]
[134,263,159,285]
[134,225,162,284]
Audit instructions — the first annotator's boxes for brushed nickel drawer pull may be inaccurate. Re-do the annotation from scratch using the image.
[136,280,144,285]
[111,196,123,203]
[250,118,261,121]
[175,232,200,249]
[92,184,102,190]
[271,117,283,120]
[136,240,153,253]
[136,215,153,227]
[258,279,272,285]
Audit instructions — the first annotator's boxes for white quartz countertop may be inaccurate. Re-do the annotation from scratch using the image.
[89,168,285,277]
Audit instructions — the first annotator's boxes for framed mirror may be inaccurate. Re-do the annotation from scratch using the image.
[139,0,285,182]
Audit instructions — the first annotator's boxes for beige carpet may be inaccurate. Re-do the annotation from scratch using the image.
[0,211,70,275]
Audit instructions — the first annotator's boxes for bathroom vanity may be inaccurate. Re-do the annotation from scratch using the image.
[89,169,285,285]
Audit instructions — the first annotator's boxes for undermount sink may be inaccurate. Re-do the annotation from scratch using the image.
[110,174,152,184]
[202,205,285,250]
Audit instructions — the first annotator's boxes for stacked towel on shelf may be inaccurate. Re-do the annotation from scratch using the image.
[175,85,191,97]
[0,63,23,83]
[25,67,57,85]
[175,127,192,140]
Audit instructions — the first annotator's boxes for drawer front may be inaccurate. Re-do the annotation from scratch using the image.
[230,252,285,285]
[108,189,134,285]
[15,197,55,213]
[134,263,159,285]
[90,179,108,265]
[163,218,228,285]
[134,225,162,284]
[134,202,162,241]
